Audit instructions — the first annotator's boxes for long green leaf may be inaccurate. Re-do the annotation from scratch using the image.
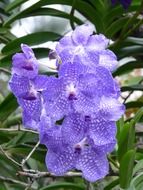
[121,85,143,92]
[0,93,18,123]
[4,7,83,27]
[119,150,135,189]
[4,0,100,31]
[113,61,143,76]
[104,178,119,190]
[117,45,143,58]
[105,17,129,38]
[133,160,143,176]
[129,173,143,190]
[5,0,28,12]
[117,121,135,162]
[1,32,61,55]
[105,3,140,27]
[125,101,143,109]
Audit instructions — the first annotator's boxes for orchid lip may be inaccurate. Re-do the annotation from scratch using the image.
[22,65,34,71]
[68,93,77,100]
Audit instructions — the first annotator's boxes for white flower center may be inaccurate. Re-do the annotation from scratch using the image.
[74,45,85,55]
[66,83,76,94]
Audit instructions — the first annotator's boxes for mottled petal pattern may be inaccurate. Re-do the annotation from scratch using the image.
[22,111,38,130]
[46,148,76,175]
[76,148,109,182]
[98,50,118,71]
[87,34,109,50]
[9,74,30,97]
[40,126,64,152]
[88,118,117,152]
[62,113,86,144]
[12,44,39,79]
[99,96,125,121]
[72,24,94,45]
[18,93,41,121]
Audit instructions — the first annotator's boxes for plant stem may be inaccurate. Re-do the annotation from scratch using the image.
[0,145,22,167]
[21,141,40,167]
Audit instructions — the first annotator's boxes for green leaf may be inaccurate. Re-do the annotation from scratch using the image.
[129,173,143,190]
[8,145,46,163]
[125,101,143,109]
[4,0,101,31]
[133,160,143,176]
[2,115,21,128]
[113,61,143,76]
[124,37,143,46]
[4,7,83,27]
[2,32,61,55]
[116,116,124,140]
[105,17,128,38]
[39,182,85,190]
[105,1,140,26]
[0,93,18,123]
[121,85,143,92]
[117,121,135,162]
[5,0,28,12]
[133,107,143,123]
[5,132,38,148]
[117,45,143,58]
[119,150,135,189]
[104,178,119,190]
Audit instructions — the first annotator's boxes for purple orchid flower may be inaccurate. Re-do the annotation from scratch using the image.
[40,125,109,182]
[42,62,118,121]
[111,0,132,9]
[56,24,118,72]
[12,44,39,79]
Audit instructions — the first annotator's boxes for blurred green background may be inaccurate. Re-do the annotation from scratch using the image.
[0,0,143,189]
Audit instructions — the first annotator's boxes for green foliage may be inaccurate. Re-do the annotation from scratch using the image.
[0,0,143,189]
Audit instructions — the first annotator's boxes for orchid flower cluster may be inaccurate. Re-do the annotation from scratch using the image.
[9,24,125,182]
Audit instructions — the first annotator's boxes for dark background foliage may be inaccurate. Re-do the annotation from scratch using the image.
[0,0,143,189]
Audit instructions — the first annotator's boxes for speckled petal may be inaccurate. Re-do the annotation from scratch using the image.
[87,34,109,50]
[76,147,109,182]
[18,93,41,121]
[46,148,76,175]
[38,114,53,142]
[22,111,38,130]
[74,92,98,115]
[62,113,86,145]
[98,50,118,71]
[43,77,70,120]
[78,73,99,98]
[94,66,117,97]
[12,44,39,79]
[32,75,50,91]
[57,47,75,64]
[59,61,85,83]
[40,125,64,152]
[42,77,68,119]
[88,118,117,152]
[9,74,30,97]
[21,44,35,59]
[99,96,125,121]
[72,24,94,45]
[56,35,76,53]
